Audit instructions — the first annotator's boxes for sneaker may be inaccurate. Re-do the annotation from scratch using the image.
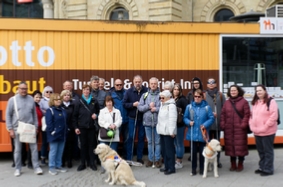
[49,168,58,175]
[190,170,196,176]
[154,161,162,168]
[175,161,183,169]
[56,167,67,173]
[40,159,46,166]
[14,169,21,177]
[146,161,153,167]
[34,167,43,175]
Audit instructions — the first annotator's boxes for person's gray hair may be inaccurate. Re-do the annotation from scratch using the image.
[133,75,143,81]
[149,77,158,82]
[43,86,53,94]
[99,78,105,82]
[160,90,172,98]
[90,75,99,82]
[63,80,73,86]
[60,90,72,99]
[164,81,174,91]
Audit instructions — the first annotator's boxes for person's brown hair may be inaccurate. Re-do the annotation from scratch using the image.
[174,83,183,97]
[82,84,91,91]
[251,84,268,106]
[49,93,61,107]
[194,89,204,97]
[104,95,115,106]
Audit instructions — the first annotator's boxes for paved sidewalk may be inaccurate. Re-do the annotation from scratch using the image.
[0,147,283,187]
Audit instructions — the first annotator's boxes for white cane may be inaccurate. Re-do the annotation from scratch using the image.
[131,109,138,161]
[213,94,219,140]
[189,106,194,165]
[152,114,155,168]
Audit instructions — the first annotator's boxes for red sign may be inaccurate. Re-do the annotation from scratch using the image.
[17,0,33,3]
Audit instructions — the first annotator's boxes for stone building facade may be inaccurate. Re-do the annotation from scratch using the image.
[39,0,283,21]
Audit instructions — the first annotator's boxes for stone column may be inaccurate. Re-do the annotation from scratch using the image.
[42,0,54,18]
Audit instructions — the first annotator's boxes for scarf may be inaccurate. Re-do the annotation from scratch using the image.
[206,87,218,99]
[82,95,92,104]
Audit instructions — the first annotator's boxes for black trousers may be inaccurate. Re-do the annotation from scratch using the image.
[62,130,76,163]
[191,141,206,172]
[79,128,98,166]
[160,135,175,172]
[255,134,275,174]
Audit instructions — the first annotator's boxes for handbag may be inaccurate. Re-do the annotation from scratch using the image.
[13,97,36,143]
[79,99,99,131]
[99,112,116,139]
[229,100,252,134]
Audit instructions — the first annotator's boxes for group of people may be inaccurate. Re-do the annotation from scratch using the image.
[5,75,278,178]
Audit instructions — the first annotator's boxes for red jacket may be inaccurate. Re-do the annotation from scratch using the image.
[220,97,250,157]
[35,103,43,130]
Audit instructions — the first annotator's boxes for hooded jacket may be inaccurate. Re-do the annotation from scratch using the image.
[157,98,177,135]
[183,100,214,142]
[137,88,160,127]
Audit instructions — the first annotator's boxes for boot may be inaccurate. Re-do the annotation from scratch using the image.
[237,160,244,172]
[230,160,237,171]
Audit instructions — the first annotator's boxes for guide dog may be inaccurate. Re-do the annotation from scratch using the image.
[94,144,146,187]
[202,139,222,178]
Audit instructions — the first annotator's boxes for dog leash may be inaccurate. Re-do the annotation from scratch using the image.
[201,125,209,143]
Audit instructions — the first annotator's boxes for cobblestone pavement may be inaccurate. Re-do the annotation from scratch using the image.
[1,147,283,187]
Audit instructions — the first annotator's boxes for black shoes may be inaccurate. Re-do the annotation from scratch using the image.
[255,169,263,174]
[160,168,168,172]
[77,164,86,171]
[190,170,196,176]
[67,161,72,168]
[137,159,144,165]
[199,170,203,175]
[90,164,97,171]
[217,163,222,168]
[164,170,175,175]
[260,171,273,176]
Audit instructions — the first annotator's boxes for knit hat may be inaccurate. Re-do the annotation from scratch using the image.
[160,90,172,98]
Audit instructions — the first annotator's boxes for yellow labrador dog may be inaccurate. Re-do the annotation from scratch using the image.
[202,139,222,178]
[94,144,146,187]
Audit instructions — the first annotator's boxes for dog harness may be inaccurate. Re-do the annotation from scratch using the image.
[106,155,122,170]
[202,144,217,158]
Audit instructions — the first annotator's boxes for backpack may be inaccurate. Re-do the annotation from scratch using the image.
[167,104,183,124]
[266,97,280,125]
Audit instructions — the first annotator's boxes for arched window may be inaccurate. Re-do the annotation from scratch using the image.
[110,7,129,20]
[214,9,234,22]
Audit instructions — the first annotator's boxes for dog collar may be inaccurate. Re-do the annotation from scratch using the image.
[205,144,214,157]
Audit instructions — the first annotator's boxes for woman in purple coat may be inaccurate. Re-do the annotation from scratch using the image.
[220,85,250,172]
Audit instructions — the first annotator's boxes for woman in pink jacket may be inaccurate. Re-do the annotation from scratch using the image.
[249,85,278,176]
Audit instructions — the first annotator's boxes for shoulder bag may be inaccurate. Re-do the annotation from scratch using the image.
[79,99,99,132]
[14,97,36,143]
[229,100,252,134]
[100,112,116,139]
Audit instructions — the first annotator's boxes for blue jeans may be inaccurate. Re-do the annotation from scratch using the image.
[126,118,145,160]
[99,141,119,152]
[41,131,48,158]
[49,141,65,169]
[145,126,161,162]
[174,126,185,159]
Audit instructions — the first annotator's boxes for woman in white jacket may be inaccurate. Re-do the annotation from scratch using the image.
[157,90,177,175]
[98,96,122,151]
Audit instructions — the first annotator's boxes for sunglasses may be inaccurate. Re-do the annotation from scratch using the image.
[46,91,53,93]
[159,97,165,100]
[115,84,123,86]
[207,81,216,85]
[194,95,202,98]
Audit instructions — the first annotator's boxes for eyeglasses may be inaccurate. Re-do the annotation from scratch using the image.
[19,87,27,90]
[194,95,202,98]
[115,84,123,86]
[207,81,216,85]
[159,97,165,100]
[46,91,53,93]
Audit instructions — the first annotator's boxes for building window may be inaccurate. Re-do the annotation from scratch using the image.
[110,7,129,20]
[214,9,234,22]
[2,0,43,18]
[222,36,283,97]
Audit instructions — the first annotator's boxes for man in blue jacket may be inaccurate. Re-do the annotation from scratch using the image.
[109,79,129,159]
[123,75,148,164]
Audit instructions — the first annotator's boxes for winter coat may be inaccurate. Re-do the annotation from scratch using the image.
[183,100,214,143]
[220,97,250,157]
[98,107,122,142]
[91,89,109,109]
[35,103,43,130]
[72,97,100,129]
[157,99,177,135]
[138,89,160,127]
[175,95,188,127]
[109,87,129,124]
[205,91,226,131]
[123,86,148,120]
[61,101,75,130]
[39,97,50,116]
[45,106,67,143]
[249,97,278,136]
